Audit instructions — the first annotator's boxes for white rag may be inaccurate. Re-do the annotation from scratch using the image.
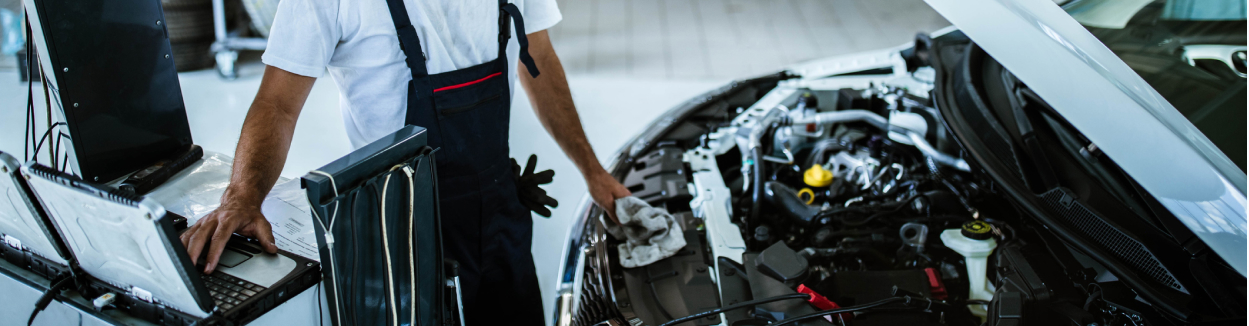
[603,197,687,268]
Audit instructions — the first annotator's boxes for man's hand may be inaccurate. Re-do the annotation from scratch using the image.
[180,203,278,274]
[587,170,631,224]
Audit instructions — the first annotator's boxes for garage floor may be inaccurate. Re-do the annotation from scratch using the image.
[0,0,948,324]
[550,0,950,79]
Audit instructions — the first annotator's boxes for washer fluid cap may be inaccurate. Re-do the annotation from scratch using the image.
[803,165,833,188]
[961,220,993,240]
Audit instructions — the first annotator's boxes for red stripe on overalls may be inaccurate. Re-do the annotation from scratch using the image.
[432,72,503,93]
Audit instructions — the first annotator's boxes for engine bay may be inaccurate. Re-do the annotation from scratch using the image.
[563,38,1241,326]
[558,26,1249,325]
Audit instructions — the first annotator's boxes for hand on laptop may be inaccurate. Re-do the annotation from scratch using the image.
[180,202,279,274]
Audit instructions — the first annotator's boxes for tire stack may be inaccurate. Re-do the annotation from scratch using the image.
[240,0,280,38]
[162,0,214,71]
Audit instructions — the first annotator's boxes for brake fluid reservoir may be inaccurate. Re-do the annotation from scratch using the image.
[940,220,997,319]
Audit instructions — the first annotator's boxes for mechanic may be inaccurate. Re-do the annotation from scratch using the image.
[176,0,631,324]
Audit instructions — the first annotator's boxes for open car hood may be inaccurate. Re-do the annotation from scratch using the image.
[925,0,1247,276]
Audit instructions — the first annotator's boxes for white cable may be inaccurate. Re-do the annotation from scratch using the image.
[380,167,400,326]
[402,164,416,326]
[307,170,343,326]
[308,170,342,230]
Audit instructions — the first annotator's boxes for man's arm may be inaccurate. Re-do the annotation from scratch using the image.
[180,66,316,273]
[518,30,631,223]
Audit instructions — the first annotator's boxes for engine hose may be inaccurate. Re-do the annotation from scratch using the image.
[785,109,970,172]
[750,146,765,222]
[908,133,970,172]
[764,181,822,225]
[657,293,812,326]
[926,156,943,179]
[787,110,889,129]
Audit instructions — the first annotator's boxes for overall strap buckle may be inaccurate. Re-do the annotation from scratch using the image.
[384,0,430,77]
[498,4,510,45]
[396,25,429,76]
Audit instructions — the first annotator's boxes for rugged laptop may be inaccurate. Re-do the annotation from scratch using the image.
[302,125,463,326]
[22,163,321,326]
[26,0,197,184]
[0,151,72,279]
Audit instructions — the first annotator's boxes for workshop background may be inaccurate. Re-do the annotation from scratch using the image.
[0,0,949,323]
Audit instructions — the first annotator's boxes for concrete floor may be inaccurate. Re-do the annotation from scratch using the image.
[0,0,949,323]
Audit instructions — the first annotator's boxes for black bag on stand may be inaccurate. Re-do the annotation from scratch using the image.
[302,125,463,326]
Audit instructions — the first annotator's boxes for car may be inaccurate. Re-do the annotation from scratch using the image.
[550,0,1246,325]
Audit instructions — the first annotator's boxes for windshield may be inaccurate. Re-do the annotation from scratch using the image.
[1064,0,1247,172]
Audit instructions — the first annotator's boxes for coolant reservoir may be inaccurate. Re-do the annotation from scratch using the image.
[940,220,997,319]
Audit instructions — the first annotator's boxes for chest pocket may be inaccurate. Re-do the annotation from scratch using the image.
[426,63,511,172]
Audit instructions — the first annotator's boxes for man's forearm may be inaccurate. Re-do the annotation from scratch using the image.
[221,66,314,208]
[519,31,606,178]
[221,100,298,207]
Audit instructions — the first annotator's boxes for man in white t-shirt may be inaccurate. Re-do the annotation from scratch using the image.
[178,0,630,323]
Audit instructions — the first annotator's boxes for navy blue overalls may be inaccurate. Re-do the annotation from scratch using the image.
[381,0,545,324]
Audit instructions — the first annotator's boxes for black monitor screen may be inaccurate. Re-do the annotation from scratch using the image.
[32,0,193,182]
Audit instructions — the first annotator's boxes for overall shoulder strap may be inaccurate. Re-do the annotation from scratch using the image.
[384,0,429,77]
[499,1,540,78]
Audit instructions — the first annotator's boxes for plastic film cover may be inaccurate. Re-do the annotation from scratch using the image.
[145,151,233,222]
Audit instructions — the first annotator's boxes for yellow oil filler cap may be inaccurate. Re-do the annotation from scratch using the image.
[803,165,833,188]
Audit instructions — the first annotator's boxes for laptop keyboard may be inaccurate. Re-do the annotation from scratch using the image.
[202,273,266,311]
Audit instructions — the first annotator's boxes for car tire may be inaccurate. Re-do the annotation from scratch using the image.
[164,7,214,43]
[171,40,214,72]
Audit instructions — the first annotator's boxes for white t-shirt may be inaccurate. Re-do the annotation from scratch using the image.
[261,0,562,148]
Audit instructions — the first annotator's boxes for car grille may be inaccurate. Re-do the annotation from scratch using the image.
[572,242,624,326]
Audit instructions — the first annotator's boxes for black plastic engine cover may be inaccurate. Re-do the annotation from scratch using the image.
[621,146,690,204]
[756,241,808,285]
[817,269,930,305]
[988,240,1092,326]
[814,269,940,326]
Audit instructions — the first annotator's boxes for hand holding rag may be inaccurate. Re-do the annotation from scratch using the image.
[603,197,686,268]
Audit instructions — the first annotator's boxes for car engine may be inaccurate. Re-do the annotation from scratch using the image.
[565,30,1247,326]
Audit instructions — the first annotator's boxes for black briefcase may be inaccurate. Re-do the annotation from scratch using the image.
[302,125,463,326]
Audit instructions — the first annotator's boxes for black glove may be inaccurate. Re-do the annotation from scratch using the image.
[512,154,559,217]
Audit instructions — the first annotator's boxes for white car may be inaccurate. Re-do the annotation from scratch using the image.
[552,0,1246,325]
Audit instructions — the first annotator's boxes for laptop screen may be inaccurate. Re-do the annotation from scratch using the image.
[0,152,68,265]
[22,163,211,317]
[30,0,194,183]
